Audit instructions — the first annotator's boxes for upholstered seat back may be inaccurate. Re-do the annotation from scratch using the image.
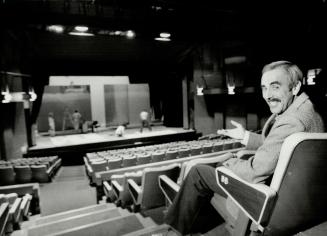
[141,163,180,209]
[265,132,327,235]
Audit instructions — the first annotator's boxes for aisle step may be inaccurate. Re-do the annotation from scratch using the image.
[27,207,127,236]
[35,203,115,225]
[50,214,149,236]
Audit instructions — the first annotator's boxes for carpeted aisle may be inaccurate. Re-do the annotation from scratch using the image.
[39,165,97,216]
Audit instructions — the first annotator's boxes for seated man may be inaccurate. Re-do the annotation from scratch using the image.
[164,61,325,235]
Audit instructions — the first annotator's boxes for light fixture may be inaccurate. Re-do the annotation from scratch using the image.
[126,30,135,38]
[47,25,64,33]
[1,85,12,103]
[74,26,89,32]
[29,88,37,102]
[154,37,171,41]
[226,74,235,95]
[68,32,94,36]
[196,85,204,96]
[196,76,208,96]
[159,32,171,38]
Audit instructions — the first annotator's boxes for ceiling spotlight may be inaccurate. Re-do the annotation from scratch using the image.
[126,30,135,38]
[155,37,171,41]
[159,32,171,38]
[47,25,64,33]
[69,32,94,36]
[74,26,89,32]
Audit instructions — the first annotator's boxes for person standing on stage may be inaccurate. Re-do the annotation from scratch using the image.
[48,112,56,137]
[140,109,152,133]
[72,110,82,131]
[62,107,72,131]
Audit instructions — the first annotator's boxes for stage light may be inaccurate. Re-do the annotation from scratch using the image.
[126,30,135,38]
[1,86,12,103]
[74,26,89,32]
[47,25,64,33]
[154,37,171,41]
[68,32,94,36]
[29,88,37,102]
[159,32,171,38]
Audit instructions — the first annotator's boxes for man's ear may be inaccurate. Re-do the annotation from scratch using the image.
[292,81,301,95]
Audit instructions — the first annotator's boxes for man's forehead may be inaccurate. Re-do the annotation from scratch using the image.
[261,69,288,85]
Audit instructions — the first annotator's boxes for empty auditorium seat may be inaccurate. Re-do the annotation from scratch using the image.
[151,151,165,163]
[178,147,191,158]
[127,163,181,211]
[31,165,50,183]
[90,160,109,172]
[165,149,178,160]
[0,166,15,186]
[190,145,202,156]
[212,142,224,152]
[108,158,123,170]
[222,140,234,150]
[0,202,9,236]
[14,165,32,184]
[159,153,234,205]
[202,143,213,154]
[0,183,40,215]
[122,156,137,168]
[136,153,152,165]
[110,171,143,207]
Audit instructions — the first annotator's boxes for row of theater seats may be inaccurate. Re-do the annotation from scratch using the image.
[0,192,33,235]
[0,156,62,186]
[98,132,327,236]
[102,150,233,212]
[85,138,243,185]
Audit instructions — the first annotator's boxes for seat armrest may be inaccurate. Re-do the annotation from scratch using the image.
[158,175,180,204]
[9,198,22,223]
[127,179,142,205]
[181,153,233,181]
[236,150,256,160]
[215,166,276,227]
[102,181,116,202]
[20,194,32,219]
[111,180,123,197]
[0,203,10,236]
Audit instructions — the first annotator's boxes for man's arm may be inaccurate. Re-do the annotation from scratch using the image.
[217,120,263,150]
[223,116,305,183]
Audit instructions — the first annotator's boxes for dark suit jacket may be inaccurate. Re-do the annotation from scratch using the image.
[223,92,324,183]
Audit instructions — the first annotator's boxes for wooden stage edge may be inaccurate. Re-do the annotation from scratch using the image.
[24,126,198,164]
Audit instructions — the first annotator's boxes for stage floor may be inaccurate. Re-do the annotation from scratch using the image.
[30,126,195,151]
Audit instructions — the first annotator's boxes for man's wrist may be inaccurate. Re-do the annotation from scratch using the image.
[241,131,250,145]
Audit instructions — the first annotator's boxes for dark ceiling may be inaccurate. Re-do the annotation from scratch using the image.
[0,0,326,77]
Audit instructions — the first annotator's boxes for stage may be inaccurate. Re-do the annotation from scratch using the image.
[26,126,198,165]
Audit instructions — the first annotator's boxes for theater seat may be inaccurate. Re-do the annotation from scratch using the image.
[151,151,165,163]
[158,153,234,205]
[0,202,9,236]
[215,132,327,236]
[31,165,50,183]
[110,171,142,207]
[127,163,180,212]
[0,166,15,186]
[14,165,32,184]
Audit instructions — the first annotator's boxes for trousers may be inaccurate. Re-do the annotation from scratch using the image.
[164,164,227,234]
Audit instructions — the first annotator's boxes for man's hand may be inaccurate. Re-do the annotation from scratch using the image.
[217,120,246,140]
